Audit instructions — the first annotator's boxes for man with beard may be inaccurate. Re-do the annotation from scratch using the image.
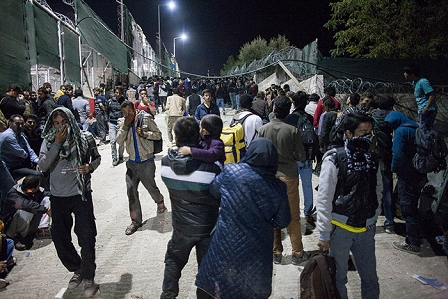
[316,112,382,299]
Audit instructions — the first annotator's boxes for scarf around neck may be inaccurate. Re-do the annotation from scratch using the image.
[41,107,89,200]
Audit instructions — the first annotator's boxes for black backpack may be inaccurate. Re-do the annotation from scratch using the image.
[413,126,447,173]
[300,253,341,299]
[296,112,317,146]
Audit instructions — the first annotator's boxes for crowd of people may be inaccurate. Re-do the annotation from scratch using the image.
[0,63,447,298]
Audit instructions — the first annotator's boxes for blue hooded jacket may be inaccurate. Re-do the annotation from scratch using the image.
[384,111,418,176]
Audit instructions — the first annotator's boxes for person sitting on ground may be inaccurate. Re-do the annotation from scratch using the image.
[195,137,291,299]
[0,84,27,132]
[178,114,225,166]
[0,114,49,190]
[160,116,221,299]
[23,114,43,158]
[0,231,15,289]
[2,175,51,251]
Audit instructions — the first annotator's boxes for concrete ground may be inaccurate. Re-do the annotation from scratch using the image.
[1,109,448,299]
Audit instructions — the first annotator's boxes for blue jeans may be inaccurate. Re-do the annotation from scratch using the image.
[297,160,313,216]
[235,94,240,110]
[379,161,394,228]
[216,98,225,113]
[109,123,124,162]
[330,226,379,299]
[229,92,236,109]
[419,109,437,130]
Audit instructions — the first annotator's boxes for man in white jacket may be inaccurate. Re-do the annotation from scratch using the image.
[316,112,382,299]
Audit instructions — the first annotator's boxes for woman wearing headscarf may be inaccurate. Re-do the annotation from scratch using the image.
[195,137,291,299]
[38,107,101,297]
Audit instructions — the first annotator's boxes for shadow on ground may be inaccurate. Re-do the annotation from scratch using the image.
[140,212,172,234]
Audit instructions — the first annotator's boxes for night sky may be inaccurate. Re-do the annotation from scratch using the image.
[47,0,334,77]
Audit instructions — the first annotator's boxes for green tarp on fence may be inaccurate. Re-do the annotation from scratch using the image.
[75,0,129,73]
[0,0,31,91]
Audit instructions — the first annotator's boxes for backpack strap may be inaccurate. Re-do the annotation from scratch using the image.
[335,147,347,198]
[231,112,253,126]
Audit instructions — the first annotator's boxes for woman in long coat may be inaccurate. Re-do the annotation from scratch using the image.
[195,137,291,299]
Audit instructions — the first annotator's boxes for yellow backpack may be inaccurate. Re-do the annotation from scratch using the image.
[220,113,252,164]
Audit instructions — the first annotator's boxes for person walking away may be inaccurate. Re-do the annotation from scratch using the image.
[285,92,317,229]
[186,88,202,117]
[72,89,91,131]
[195,137,290,299]
[258,95,309,265]
[165,88,186,145]
[160,117,221,299]
[385,111,427,254]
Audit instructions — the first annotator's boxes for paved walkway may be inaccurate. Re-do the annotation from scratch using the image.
[1,109,448,299]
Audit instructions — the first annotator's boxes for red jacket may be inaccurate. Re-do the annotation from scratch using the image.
[313,97,340,128]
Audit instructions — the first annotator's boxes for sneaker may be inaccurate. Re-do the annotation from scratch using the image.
[292,251,310,265]
[112,159,118,166]
[435,235,444,245]
[118,157,124,164]
[14,242,27,251]
[83,279,99,298]
[0,278,9,289]
[305,215,316,228]
[273,253,282,264]
[392,241,420,255]
[384,226,394,234]
[68,272,83,289]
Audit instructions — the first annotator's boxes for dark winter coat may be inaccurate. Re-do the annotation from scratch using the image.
[195,138,290,299]
[106,96,124,125]
[161,147,221,237]
[384,111,421,180]
[1,185,49,231]
[319,111,337,152]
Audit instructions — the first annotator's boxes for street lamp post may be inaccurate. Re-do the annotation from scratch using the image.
[173,34,187,58]
[157,2,175,66]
